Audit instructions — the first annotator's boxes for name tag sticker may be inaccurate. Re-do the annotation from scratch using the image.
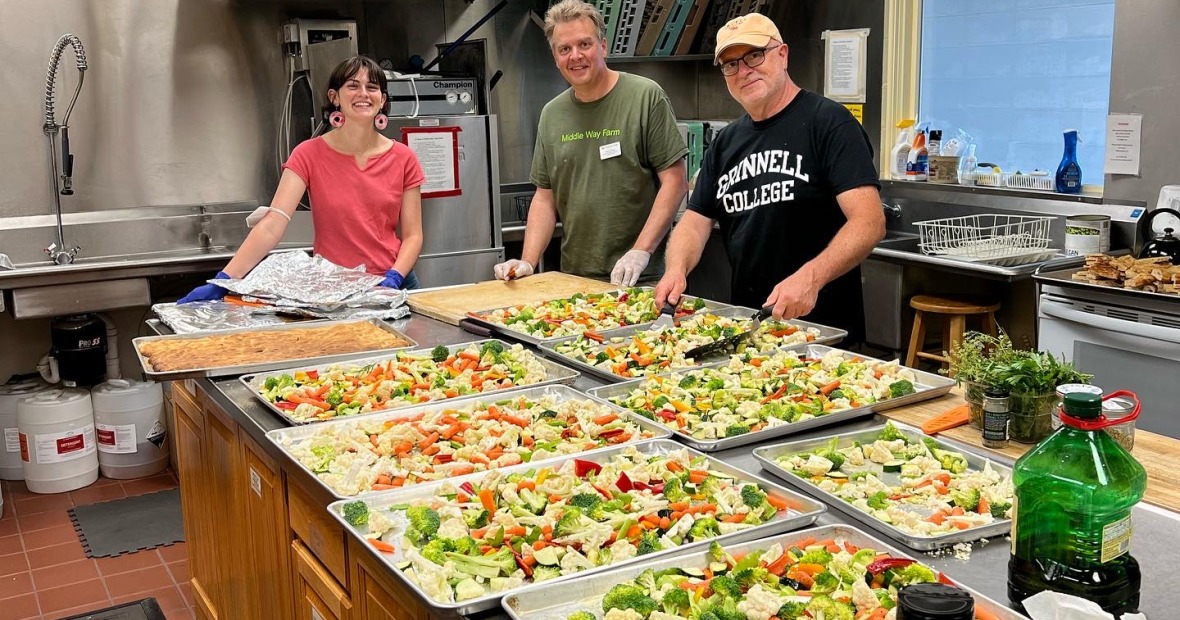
[599,142,622,160]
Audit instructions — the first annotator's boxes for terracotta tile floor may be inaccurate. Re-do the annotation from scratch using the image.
[0,472,193,620]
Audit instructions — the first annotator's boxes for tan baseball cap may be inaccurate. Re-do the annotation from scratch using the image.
[714,13,782,64]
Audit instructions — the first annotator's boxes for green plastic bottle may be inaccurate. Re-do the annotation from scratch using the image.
[1008,392,1146,616]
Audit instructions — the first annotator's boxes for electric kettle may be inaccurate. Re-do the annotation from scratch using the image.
[1138,207,1180,262]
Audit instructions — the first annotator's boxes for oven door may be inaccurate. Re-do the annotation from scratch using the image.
[1039,293,1180,439]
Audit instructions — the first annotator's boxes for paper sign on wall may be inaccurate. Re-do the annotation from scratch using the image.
[822,28,869,103]
[401,126,462,198]
[1104,113,1142,176]
[844,104,864,124]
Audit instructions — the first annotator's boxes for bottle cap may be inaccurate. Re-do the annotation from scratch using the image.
[1063,392,1101,419]
[930,130,942,140]
[983,386,1008,398]
[897,582,975,619]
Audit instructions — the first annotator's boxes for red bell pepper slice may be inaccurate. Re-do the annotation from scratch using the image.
[459,481,476,496]
[574,459,602,478]
[307,370,319,380]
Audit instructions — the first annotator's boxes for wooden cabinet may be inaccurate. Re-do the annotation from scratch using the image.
[171,382,221,620]
[203,399,246,615]
[241,433,293,620]
[293,539,352,620]
[350,538,432,620]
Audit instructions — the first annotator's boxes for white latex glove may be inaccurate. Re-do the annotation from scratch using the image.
[610,250,651,286]
[493,259,534,281]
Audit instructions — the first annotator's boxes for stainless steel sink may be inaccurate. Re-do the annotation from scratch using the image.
[876,233,922,253]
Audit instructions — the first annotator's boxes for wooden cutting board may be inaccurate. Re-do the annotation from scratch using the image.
[407,272,620,325]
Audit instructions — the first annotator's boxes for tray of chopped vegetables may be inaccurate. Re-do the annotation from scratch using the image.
[267,384,670,499]
[753,421,1015,550]
[327,439,826,617]
[241,339,578,425]
[464,287,728,345]
[500,523,1027,620]
[588,345,954,452]
[540,307,846,383]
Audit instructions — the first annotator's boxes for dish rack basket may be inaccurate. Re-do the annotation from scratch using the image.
[915,214,1056,261]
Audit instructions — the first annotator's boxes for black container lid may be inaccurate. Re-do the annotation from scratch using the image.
[984,386,1009,398]
[1063,392,1102,419]
[897,582,975,620]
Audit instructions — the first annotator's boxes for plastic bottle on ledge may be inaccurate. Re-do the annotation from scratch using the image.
[1008,391,1146,616]
[1055,129,1083,193]
[905,129,928,182]
[890,119,915,180]
[960,144,978,186]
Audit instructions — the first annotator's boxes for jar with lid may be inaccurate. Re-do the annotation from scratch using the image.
[1101,395,1137,451]
[897,582,974,619]
[981,387,1010,449]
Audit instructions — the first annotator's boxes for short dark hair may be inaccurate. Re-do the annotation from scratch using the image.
[324,55,390,116]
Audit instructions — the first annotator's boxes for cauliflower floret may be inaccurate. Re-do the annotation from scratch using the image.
[802,454,835,476]
[609,538,638,562]
[436,517,468,540]
[886,608,897,620]
[604,610,645,620]
[403,548,453,603]
[851,579,880,612]
[559,548,595,574]
[867,441,895,464]
[736,584,790,620]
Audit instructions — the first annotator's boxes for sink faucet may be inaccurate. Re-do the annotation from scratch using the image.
[198,205,213,250]
[43,34,87,265]
[882,202,902,218]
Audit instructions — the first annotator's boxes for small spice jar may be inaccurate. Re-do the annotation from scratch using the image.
[982,387,1010,449]
[1102,395,1137,451]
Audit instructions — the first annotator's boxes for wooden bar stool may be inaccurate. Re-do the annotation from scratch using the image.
[905,295,1000,368]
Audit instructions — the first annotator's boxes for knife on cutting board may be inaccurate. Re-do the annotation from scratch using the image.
[683,304,773,359]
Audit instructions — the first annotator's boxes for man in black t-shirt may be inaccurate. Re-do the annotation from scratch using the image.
[654,13,884,344]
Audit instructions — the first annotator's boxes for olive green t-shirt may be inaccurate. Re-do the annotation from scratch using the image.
[531,72,688,279]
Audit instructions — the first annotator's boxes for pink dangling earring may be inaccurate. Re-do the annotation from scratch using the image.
[374,113,388,130]
[329,110,345,128]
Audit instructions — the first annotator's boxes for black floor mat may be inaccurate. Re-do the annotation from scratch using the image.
[68,488,185,558]
[61,597,165,619]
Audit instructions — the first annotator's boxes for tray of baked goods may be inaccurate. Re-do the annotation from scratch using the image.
[133,318,416,381]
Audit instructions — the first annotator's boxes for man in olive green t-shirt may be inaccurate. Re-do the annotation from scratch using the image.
[493,0,688,286]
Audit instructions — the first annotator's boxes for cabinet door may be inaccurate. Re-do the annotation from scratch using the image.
[171,385,220,620]
[240,434,293,620]
[203,400,244,617]
[351,539,429,620]
[293,539,352,620]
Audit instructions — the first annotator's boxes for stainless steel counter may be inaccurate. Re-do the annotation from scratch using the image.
[189,313,1179,620]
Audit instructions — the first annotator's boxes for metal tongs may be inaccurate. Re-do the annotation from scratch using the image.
[684,304,773,359]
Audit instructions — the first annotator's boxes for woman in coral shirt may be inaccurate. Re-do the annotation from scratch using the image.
[180,56,425,303]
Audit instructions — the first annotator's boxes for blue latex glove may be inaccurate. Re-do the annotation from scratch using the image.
[380,268,405,289]
[178,271,231,304]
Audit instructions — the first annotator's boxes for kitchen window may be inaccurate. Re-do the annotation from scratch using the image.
[883,0,1116,191]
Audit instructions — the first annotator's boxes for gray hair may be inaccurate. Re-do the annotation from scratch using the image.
[544,0,606,46]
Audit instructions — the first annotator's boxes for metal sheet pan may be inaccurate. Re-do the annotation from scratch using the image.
[327,438,827,618]
[501,523,1027,620]
[539,307,847,383]
[462,287,731,346]
[588,344,956,452]
[132,318,416,381]
[1035,265,1180,304]
[240,338,579,426]
[753,422,1014,550]
[265,384,672,499]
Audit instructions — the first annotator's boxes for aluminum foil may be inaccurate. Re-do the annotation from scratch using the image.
[214,251,384,305]
[152,302,288,334]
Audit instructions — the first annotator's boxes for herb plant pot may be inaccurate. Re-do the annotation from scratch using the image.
[1009,391,1059,443]
[964,381,987,430]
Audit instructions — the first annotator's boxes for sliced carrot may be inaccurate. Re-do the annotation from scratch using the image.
[766,495,794,511]
[371,484,396,491]
[793,537,817,548]
[977,496,991,515]
[826,544,842,553]
[844,541,860,554]
[422,444,441,456]
[951,506,966,516]
[626,525,642,539]
[659,516,671,530]
[368,539,395,553]
[766,552,793,576]
[418,432,440,451]
[593,413,619,426]
[504,526,527,537]
[479,488,496,513]
[457,492,470,504]
[722,513,747,523]
[668,501,690,512]
[375,474,393,486]
[517,480,536,492]
[665,460,683,473]
[819,380,841,395]
[688,470,710,484]
[458,350,481,361]
[502,414,530,427]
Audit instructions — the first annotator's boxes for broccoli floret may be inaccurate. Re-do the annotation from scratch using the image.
[662,587,691,614]
[555,507,584,537]
[533,565,563,582]
[430,345,450,363]
[341,500,369,526]
[595,352,610,364]
[324,389,344,407]
[678,375,700,389]
[569,493,603,511]
[687,516,720,541]
[725,424,750,437]
[705,378,726,391]
[652,395,670,409]
[404,505,440,542]
[454,536,481,556]
[888,379,916,398]
[733,566,774,589]
[566,612,597,620]
[950,487,982,512]
[697,475,725,497]
[445,547,517,579]
[709,573,743,599]
[806,595,855,620]
[827,388,846,400]
[740,485,768,510]
[797,549,833,565]
[877,421,908,442]
[921,437,969,474]
[463,508,490,529]
[662,477,687,503]
[989,498,1013,518]
[480,340,505,356]
[590,498,627,521]
[819,437,846,470]
[890,562,939,586]
[519,488,549,515]
[601,583,658,617]
[810,571,839,594]
[420,538,455,564]
[866,491,891,511]
[708,540,727,562]
[637,530,662,555]
[777,601,808,619]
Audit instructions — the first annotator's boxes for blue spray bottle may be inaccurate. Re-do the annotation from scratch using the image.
[1056,129,1082,194]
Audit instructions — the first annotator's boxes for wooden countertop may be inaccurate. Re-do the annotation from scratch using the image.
[881,389,1180,514]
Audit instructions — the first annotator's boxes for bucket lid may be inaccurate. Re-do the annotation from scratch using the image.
[92,379,158,397]
[91,379,162,410]
[20,388,90,407]
[896,583,974,619]
[0,378,50,397]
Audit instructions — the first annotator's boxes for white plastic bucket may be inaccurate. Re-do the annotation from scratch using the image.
[18,388,99,494]
[90,379,168,480]
[0,378,51,480]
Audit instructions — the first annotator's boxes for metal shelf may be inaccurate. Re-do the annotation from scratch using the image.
[606,54,713,63]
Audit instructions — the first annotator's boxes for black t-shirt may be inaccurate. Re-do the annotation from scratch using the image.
[688,89,880,341]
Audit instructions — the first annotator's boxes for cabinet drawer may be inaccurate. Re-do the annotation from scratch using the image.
[293,539,351,620]
[289,482,349,586]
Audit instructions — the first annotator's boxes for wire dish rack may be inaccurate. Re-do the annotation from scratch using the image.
[915,214,1059,266]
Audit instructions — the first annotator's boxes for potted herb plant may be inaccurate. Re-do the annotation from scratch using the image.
[945,332,1015,429]
[990,351,1092,443]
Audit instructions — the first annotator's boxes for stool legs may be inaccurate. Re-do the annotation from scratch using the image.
[947,315,967,363]
[984,312,998,336]
[905,310,927,368]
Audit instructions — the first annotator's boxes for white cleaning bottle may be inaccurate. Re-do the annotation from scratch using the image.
[906,129,928,182]
[890,120,915,180]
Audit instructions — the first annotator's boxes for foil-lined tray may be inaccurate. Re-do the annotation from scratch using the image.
[214,250,383,306]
